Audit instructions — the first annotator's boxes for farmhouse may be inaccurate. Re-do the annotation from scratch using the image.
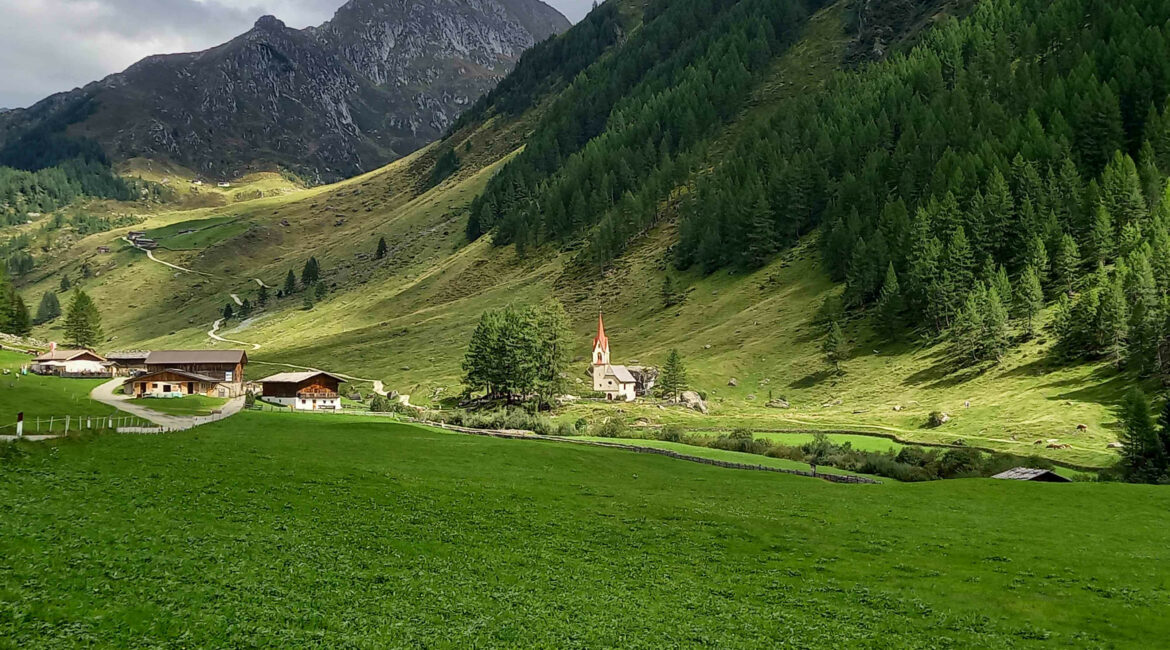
[105,350,150,376]
[31,349,108,376]
[134,350,247,397]
[592,314,637,402]
[258,371,346,411]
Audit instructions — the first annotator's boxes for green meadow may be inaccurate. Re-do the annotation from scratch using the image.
[2,412,1167,647]
[129,395,229,416]
[0,351,113,429]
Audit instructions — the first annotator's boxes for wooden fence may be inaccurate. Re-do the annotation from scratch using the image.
[0,414,156,437]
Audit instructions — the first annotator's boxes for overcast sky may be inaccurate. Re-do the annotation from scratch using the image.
[0,0,593,109]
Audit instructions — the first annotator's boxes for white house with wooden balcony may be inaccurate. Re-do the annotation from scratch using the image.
[258,371,346,411]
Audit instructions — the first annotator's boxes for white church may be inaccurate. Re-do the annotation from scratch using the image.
[592,313,638,401]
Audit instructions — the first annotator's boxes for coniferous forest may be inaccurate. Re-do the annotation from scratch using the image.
[464,0,1170,378]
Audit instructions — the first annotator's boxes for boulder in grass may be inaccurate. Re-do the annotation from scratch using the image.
[680,391,708,415]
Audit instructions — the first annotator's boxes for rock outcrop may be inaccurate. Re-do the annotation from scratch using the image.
[0,0,569,183]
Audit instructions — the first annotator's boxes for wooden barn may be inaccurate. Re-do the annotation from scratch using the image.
[131,369,228,398]
[105,351,150,376]
[258,371,346,411]
[141,350,247,397]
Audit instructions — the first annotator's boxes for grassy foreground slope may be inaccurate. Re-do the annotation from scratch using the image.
[1,413,1167,647]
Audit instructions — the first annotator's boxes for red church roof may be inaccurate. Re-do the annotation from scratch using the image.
[593,313,609,352]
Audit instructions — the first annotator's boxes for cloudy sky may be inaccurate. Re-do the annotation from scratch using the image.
[0,0,594,109]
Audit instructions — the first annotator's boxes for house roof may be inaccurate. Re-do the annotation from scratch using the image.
[106,350,150,362]
[593,312,609,352]
[146,350,247,365]
[257,371,347,384]
[33,349,106,363]
[991,467,1072,482]
[604,364,636,384]
[134,368,223,383]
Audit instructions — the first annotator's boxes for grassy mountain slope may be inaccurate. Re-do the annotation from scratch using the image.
[19,0,1140,468]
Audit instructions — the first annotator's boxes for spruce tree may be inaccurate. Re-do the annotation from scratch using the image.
[35,291,61,324]
[258,284,269,306]
[1087,204,1115,265]
[301,257,320,287]
[223,304,234,320]
[314,281,327,300]
[1095,276,1129,367]
[823,321,848,374]
[984,287,1010,361]
[376,236,388,260]
[661,275,683,308]
[302,288,315,311]
[10,296,30,337]
[659,349,689,400]
[64,290,102,349]
[951,286,987,365]
[1052,234,1081,295]
[1119,389,1166,483]
[991,265,1012,313]
[1017,266,1044,336]
[58,275,71,293]
[283,269,297,295]
[876,263,903,337]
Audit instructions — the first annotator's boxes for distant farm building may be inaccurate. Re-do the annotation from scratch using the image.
[127,231,146,240]
[106,351,150,376]
[258,371,346,411]
[134,350,248,397]
[31,349,108,376]
[217,182,231,188]
[96,246,111,254]
[991,467,1071,483]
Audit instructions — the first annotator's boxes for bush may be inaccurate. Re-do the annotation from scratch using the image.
[594,419,628,438]
[926,411,949,428]
[556,421,578,437]
[574,417,588,432]
[657,424,685,442]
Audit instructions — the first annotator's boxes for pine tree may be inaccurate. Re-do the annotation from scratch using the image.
[239,299,253,319]
[1096,276,1129,367]
[376,237,388,260]
[659,349,689,401]
[223,303,234,320]
[1052,233,1081,295]
[1017,265,1044,336]
[951,286,987,364]
[314,281,327,300]
[1119,389,1166,483]
[1087,204,1115,265]
[64,290,102,349]
[283,270,297,295]
[1025,233,1050,287]
[823,321,848,374]
[35,291,61,324]
[58,275,71,293]
[533,300,573,407]
[991,265,1012,313]
[258,284,269,307]
[984,287,1010,361]
[876,263,903,337]
[302,288,315,311]
[301,257,320,287]
[10,296,30,337]
[661,275,683,308]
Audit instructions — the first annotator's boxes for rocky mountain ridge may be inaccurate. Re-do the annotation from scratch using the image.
[0,0,568,183]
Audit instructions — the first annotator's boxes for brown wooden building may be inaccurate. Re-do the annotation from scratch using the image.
[132,369,228,398]
[142,350,247,397]
[258,371,345,411]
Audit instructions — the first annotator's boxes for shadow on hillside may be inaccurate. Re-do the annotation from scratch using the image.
[899,347,994,389]
[1040,365,1129,408]
[789,369,835,389]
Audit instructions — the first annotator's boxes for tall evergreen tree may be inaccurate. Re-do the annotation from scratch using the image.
[64,290,102,348]
[1119,389,1166,483]
[58,275,71,293]
[301,257,320,287]
[10,296,30,337]
[1017,266,1044,337]
[823,321,848,374]
[876,263,903,337]
[1052,234,1081,295]
[659,349,689,401]
[223,304,234,320]
[283,270,297,295]
[257,284,269,307]
[35,291,61,324]
[376,236,388,260]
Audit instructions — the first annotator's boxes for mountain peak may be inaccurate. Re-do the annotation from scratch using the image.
[254,15,286,31]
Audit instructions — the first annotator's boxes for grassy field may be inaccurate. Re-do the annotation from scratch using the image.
[573,435,873,476]
[129,395,228,416]
[0,352,113,430]
[1,412,1167,646]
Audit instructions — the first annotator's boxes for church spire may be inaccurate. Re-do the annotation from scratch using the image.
[592,312,610,365]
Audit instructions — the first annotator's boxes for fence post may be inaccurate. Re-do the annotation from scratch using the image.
[48,416,53,433]
[65,416,70,434]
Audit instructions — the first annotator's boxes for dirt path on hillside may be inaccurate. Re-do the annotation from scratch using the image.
[90,378,245,428]
[123,237,213,276]
[253,278,273,289]
[209,318,262,350]
[229,294,243,306]
[250,360,388,396]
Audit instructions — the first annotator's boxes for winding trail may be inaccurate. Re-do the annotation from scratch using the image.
[253,278,273,289]
[209,318,262,350]
[122,237,213,277]
[229,294,243,306]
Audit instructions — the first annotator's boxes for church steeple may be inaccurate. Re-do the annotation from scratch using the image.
[592,312,610,366]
